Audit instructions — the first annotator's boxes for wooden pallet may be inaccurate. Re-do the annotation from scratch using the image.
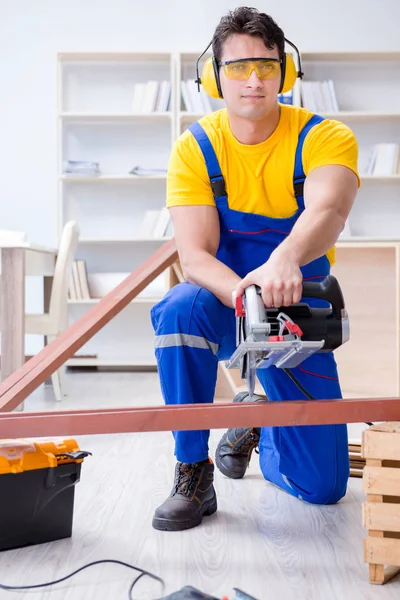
[349,439,366,478]
[362,422,400,584]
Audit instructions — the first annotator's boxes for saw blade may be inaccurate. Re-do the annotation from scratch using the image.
[245,351,256,397]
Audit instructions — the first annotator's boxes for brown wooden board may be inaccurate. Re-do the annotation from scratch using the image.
[1,398,400,438]
[363,429,400,461]
[363,466,400,496]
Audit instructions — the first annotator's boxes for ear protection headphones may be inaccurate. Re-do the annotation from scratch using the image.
[195,37,303,99]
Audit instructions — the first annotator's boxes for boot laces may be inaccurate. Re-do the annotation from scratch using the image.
[175,463,198,496]
[234,429,259,457]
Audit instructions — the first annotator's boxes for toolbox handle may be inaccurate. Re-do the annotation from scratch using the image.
[301,275,345,318]
[55,451,92,461]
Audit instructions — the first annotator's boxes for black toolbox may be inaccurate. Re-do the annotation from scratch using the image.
[0,438,90,551]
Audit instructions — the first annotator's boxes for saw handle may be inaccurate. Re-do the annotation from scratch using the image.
[302,275,344,318]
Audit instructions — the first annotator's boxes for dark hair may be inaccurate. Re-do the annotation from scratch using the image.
[212,6,285,62]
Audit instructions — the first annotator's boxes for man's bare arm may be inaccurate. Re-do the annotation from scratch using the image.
[236,165,358,307]
[169,205,241,307]
[275,164,358,267]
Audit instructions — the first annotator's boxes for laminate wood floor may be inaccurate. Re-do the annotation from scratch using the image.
[0,371,398,600]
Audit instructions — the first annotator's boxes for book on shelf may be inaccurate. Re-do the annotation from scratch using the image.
[131,80,171,113]
[129,165,167,176]
[181,80,213,114]
[363,143,400,176]
[68,259,91,300]
[140,207,173,238]
[63,160,100,176]
[300,80,339,113]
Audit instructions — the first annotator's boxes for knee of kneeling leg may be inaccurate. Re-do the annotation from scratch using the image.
[150,282,218,333]
[150,282,197,331]
[300,476,348,505]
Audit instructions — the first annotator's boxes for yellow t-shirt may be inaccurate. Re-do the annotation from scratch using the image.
[166,104,360,265]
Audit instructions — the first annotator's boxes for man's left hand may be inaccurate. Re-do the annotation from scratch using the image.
[235,252,303,308]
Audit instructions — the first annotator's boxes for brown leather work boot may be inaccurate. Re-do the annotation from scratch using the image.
[152,458,217,531]
[215,391,266,479]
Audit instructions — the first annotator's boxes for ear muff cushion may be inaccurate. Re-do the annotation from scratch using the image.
[280,53,297,93]
[201,56,222,99]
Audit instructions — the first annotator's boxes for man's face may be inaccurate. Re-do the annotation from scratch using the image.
[219,33,281,120]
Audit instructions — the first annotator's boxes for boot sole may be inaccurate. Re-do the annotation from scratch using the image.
[152,494,217,532]
[215,438,247,480]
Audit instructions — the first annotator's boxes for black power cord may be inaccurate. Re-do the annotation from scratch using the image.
[283,368,373,427]
[0,559,165,600]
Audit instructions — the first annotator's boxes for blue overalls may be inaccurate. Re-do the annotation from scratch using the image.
[150,115,350,505]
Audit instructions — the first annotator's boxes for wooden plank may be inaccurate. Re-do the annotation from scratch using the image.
[363,502,400,532]
[350,457,365,464]
[364,536,400,568]
[369,563,400,585]
[349,445,362,453]
[1,397,400,439]
[366,461,385,582]
[350,468,363,478]
[350,463,365,471]
[0,239,178,412]
[363,466,400,496]
[349,451,364,460]
[363,430,400,461]
[367,422,400,434]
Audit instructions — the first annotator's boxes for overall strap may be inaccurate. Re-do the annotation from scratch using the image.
[293,114,325,211]
[188,122,228,209]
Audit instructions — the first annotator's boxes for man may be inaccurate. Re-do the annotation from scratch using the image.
[150,6,359,531]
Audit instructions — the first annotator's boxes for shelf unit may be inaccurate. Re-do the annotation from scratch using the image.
[57,51,175,367]
[57,49,400,387]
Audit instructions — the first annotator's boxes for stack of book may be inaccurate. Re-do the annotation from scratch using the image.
[348,439,366,478]
[181,80,213,114]
[300,80,339,112]
[140,208,173,238]
[131,80,171,112]
[63,160,100,176]
[364,143,400,176]
[129,165,167,177]
[68,259,91,300]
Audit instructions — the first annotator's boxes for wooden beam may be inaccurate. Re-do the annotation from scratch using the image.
[0,239,178,412]
[1,397,400,438]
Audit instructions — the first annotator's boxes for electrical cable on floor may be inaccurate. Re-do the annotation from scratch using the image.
[0,559,165,600]
[282,368,374,427]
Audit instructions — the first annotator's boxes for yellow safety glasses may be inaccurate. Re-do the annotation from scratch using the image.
[218,58,281,81]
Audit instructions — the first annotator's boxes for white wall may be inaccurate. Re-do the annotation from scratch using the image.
[0,0,399,246]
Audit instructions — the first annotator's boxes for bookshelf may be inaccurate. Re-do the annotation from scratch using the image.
[57,51,175,367]
[57,50,400,396]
